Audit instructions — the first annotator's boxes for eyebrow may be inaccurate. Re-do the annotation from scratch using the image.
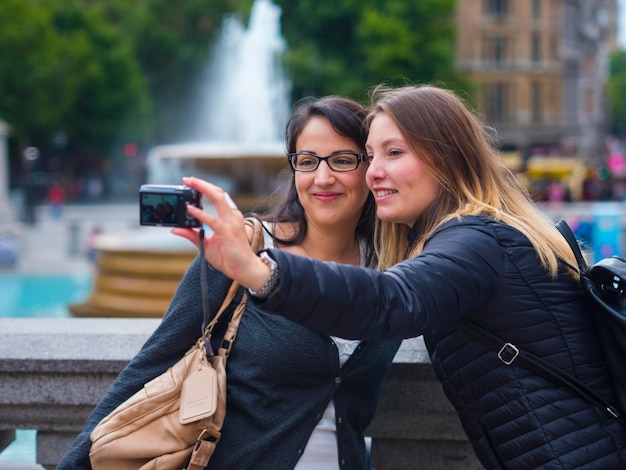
[365,138,405,149]
[294,149,362,154]
[383,138,406,146]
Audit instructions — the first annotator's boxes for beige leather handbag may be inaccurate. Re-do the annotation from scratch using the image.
[89,218,263,470]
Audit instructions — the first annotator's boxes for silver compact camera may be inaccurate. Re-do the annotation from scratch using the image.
[139,184,202,228]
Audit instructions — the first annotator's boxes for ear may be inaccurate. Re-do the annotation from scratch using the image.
[244,223,255,244]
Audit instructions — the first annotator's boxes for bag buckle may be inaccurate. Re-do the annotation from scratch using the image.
[498,342,519,365]
[197,427,221,443]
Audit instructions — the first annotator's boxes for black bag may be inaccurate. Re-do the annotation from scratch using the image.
[556,218,626,418]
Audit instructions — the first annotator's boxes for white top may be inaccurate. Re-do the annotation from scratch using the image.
[261,223,361,469]
[295,337,360,470]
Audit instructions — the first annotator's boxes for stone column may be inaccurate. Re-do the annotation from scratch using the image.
[0,120,18,235]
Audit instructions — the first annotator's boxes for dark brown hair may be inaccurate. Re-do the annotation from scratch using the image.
[256,96,376,266]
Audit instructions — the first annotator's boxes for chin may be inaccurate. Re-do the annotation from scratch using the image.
[375,209,395,223]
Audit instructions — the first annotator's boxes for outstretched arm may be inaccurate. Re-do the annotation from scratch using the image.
[171,177,504,342]
[174,178,506,339]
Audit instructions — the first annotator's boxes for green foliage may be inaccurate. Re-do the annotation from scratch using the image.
[608,50,626,136]
[274,0,466,102]
[0,0,60,141]
[0,0,239,179]
[56,0,152,150]
[0,0,151,175]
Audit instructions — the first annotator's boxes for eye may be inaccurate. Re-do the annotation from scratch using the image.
[297,155,318,167]
[332,153,358,165]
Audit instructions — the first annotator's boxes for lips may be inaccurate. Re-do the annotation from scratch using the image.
[314,192,342,201]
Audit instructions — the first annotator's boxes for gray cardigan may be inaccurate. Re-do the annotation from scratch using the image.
[57,255,400,470]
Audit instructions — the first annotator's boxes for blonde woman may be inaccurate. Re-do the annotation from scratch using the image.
[180,85,626,469]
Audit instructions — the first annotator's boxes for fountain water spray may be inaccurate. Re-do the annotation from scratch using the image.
[148,0,291,188]
[196,0,291,144]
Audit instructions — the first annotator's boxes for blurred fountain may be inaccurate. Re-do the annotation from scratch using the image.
[191,0,290,144]
[71,0,291,318]
[147,0,291,208]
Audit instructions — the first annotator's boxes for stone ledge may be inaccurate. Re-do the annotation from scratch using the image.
[0,318,481,469]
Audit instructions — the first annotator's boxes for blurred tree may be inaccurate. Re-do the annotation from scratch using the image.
[274,0,467,102]
[0,0,150,182]
[0,0,63,146]
[0,0,237,196]
[55,0,152,152]
[93,0,238,143]
[608,50,626,137]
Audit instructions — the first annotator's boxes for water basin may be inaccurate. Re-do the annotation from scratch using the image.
[0,274,92,462]
[0,430,36,463]
[0,273,92,318]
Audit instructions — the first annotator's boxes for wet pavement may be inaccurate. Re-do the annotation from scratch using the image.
[7,202,138,275]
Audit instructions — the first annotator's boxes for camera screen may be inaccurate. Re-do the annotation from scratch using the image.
[141,193,178,225]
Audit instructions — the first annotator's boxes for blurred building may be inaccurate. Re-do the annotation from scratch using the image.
[455,0,618,162]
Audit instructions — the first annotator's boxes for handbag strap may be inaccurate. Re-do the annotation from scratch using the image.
[199,217,264,355]
[185,219,264,470]
[555,218,588,272]
[458,317,623,423]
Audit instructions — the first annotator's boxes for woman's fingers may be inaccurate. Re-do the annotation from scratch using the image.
[182,176,240,220]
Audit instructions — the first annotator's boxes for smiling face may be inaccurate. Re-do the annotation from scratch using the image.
[295,116,370,231]
[365,112,439,227]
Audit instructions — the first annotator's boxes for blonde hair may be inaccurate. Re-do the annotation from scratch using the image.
[368,84,578,275]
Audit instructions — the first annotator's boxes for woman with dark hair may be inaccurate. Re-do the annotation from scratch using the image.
[180,85,626,469]
[257,95,376,267]
[57,95,400,470]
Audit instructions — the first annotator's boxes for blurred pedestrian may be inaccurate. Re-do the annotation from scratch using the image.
[0,233,19,268]
[85,225,103,263]
[47,181,66,220]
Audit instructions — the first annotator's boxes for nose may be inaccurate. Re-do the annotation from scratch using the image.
[366,156,383,184]
[314,160,336,184]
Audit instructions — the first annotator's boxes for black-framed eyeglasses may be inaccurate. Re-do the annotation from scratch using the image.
[288,151,369,172]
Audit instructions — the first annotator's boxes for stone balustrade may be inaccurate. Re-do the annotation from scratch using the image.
[0,318,481,470]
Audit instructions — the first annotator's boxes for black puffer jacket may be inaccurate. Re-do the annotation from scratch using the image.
[254,216,626,469]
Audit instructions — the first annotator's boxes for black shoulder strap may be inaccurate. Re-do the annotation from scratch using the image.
[457,317,623,423]
[555,218,588,272]
[458,220,623,423]
[199,216,264,354]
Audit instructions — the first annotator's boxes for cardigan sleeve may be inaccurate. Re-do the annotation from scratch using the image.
[56,255,233,470]
[252,220,505,341]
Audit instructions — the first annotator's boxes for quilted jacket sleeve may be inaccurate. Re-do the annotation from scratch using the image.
[56,255,233,470]
[253,219,505,341]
